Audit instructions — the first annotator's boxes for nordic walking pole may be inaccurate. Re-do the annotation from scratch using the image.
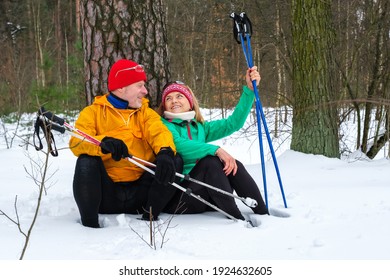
[71,129,258,208]
[35,108,244,221]
[70,129,245,219]
[231,13,287,209]
[242,21,270,208]
[38,107,258,208]
[124,156,258,208]
[231,12,270,208]
[126,156,239,221]
[240,12,288,209]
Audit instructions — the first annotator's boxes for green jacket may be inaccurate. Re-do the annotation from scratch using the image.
[162,86,255,174]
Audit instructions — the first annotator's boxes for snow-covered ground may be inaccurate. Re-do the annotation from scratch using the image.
[0,110,389,279]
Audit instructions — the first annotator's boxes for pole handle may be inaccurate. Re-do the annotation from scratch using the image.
[39,107,65,125]
[230,12,243,44]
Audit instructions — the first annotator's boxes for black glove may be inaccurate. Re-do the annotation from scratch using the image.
[155,147,176,185]
[100,137,129,161]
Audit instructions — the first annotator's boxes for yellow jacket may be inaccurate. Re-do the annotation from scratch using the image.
[69,94,176,182]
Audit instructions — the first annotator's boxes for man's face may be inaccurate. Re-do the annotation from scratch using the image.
[116,81,148,108]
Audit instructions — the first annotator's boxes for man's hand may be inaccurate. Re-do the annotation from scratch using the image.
[155,147,176,185]
[100,137,129,161]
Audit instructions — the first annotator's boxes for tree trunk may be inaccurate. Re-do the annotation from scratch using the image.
[361,0,388,156]
[75,0,81,34]
[275,3,283,138]
[31,0,46,88]
[79,0,170,107]
[290,0,340,158]
[366,110,389,158]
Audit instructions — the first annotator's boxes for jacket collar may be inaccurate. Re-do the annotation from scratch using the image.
[107,92,128,109]
[163,110,195,121]
[93,93,150,109]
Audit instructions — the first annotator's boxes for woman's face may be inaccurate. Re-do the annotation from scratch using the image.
[164,92,192,113]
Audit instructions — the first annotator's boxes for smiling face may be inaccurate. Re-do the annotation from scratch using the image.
[115,81,148,108]
[164,91,192,113]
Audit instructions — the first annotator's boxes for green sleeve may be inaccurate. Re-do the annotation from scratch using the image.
[204,85,254,143]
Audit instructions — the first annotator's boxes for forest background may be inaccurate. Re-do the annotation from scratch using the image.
[0,0,389,159]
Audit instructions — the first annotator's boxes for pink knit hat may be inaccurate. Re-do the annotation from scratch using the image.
[108,59,147,91]
[162,83,194,108]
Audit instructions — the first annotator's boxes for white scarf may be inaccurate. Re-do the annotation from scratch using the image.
[164,110,196,121]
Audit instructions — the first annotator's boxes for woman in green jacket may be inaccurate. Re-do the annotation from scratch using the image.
[157,66,268,221]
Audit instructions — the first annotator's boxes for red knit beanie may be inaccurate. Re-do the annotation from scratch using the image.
[162,84,194,109]
[108,59,147,91]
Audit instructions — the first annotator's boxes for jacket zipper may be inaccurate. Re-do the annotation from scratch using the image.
[186,122,192,140]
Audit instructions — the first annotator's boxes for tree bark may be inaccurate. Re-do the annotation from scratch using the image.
[361,0,388,156]
[80,0,170,107]
[290,0,340,158]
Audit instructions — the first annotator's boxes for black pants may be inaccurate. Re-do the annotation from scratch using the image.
[72,154,183,227]
[164,156,268,220]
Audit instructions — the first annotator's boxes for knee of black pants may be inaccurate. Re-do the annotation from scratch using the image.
[73,155,105,227]
[190,156,225,183]
[196,155,223,171]
[73,155,105,190]
[74,154,103,177]
[236,159,244,169]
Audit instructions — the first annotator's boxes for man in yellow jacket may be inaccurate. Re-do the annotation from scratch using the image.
[69,59,181,228]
